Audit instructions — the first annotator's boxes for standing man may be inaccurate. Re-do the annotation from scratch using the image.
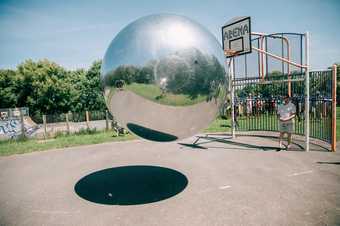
[277,95,296,149]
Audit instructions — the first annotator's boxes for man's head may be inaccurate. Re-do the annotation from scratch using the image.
[284,95,290,104]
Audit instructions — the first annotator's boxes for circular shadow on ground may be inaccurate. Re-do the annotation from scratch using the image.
[74,165,188,205]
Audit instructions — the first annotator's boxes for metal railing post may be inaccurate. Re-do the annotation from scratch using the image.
[304,32,310,152]
[230,57,236,138]
[332,65,337,152]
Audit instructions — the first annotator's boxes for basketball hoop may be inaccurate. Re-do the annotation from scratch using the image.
[224,49,238,57]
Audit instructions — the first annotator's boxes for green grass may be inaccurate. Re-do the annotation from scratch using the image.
[1,107,339,156]
[0,131,135,156]
[125,83,207,106]
[204,117,231,133]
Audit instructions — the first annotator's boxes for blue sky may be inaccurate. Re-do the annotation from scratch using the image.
[0,0,339,70]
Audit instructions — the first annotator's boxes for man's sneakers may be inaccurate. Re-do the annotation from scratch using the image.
[279,142,292,151]
[279,142,284,149]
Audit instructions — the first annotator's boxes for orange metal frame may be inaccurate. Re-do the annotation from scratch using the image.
[332,65,337,152]
[251,32,308,97]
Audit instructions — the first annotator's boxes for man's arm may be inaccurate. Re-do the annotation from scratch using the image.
[289,103,296,118]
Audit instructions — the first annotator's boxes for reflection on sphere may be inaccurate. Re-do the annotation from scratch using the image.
[101,14,227,141]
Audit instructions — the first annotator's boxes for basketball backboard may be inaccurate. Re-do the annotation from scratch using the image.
[222,16,251,58]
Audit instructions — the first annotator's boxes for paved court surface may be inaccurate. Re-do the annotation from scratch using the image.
[0,135,340,226]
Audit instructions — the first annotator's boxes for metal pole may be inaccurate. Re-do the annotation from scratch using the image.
[233,78,305,86]
[252,47,307,69]
[332,64,337,152]
[43,114,47,139]
[304,32,310,152]
[230,57,236,138]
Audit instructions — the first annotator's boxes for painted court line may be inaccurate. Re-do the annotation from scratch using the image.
[198,185,232,194]
[219,185,231,190]
[288,170,313,177]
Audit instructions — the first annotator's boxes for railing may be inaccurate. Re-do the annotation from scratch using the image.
[233,70,334,144]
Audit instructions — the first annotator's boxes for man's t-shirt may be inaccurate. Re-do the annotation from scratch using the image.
[278,102,296,123]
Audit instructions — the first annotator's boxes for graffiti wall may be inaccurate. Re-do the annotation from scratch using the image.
[0,117,39,139]
[0,108,39,139]
[0,119,22,138]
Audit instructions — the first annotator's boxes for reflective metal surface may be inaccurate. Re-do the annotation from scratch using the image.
[101,14,227,141]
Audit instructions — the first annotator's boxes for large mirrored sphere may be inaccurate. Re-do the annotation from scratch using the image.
[101,14,227,142]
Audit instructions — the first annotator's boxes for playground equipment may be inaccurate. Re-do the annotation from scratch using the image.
[101,14,227,141]
[222,17,337,152]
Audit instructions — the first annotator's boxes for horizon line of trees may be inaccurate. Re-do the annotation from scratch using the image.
[0,59,106,118]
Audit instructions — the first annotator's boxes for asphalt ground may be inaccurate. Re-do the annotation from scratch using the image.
[0,135,339,226]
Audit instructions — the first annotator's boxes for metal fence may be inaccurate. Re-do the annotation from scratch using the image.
[31,110,111,124]
[233,70,334,144]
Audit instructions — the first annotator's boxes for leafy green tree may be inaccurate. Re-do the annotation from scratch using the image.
[0,69,18,108]
[67,68,87,112]
[77,60,106,111]
[15,59,73,115]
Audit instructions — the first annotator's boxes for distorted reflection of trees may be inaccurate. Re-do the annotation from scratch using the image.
[103,48,225,103]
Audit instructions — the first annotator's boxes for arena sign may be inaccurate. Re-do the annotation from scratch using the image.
[222,16,251,57]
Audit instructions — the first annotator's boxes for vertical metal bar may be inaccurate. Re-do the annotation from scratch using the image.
[300,35,303,75]
[265,100,267,130]
[320,100,323,139]
[332,64,337,152]
[260,37,264,79]
[281,34,284,75]
[230,57,236,138]
[265,36,268,77]
[270,103,272,131]
[245,54,248,78]
[304,32,310,152]
[286,37,291,97]
[257,39,261,79]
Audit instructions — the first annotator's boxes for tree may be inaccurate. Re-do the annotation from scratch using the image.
[0,69,18,108]
[15,59,74,115]
[77,60,106,111]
